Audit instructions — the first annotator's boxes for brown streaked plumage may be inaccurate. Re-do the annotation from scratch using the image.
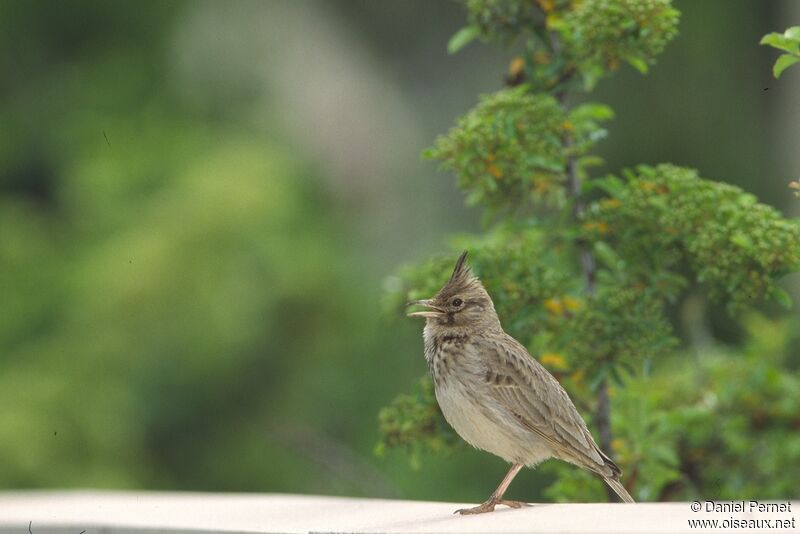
[407,251,634,514]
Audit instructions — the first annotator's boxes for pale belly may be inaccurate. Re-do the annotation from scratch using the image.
[434,378,554,467]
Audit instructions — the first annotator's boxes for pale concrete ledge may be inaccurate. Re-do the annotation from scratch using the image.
[0,491,796,534]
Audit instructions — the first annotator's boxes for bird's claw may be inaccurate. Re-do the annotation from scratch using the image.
[499,499,529,509]
[454,498,529,515]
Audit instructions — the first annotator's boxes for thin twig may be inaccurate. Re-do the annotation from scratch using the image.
[549,32,616,501]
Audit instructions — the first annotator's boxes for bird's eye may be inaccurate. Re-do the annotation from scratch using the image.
[452,298,463,307]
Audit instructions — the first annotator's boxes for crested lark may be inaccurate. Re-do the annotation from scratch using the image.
[407,251,634,514]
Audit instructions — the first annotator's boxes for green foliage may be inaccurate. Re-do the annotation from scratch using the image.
[557,0,680,87]
[570,284,676,378]
[376,376,460,467]
[379,0,800,504]
[539,313,800,502]
[425,88,612,211]
[664,315,800,498]
[425,89,568,210]
[457,0,679,91]
[447,25,481,54]
[761,26,800,78]
[588,165,800,311]
[462,0,543,46]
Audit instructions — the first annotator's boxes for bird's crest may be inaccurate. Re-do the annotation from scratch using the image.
[440,250,481,297]
[449,250,470,283]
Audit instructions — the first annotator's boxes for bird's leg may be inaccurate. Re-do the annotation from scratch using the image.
[455,463,529,515]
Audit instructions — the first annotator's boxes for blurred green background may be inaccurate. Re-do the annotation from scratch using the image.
[1,0,798,501]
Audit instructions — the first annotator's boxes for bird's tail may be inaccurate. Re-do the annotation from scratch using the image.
[604,477,635,503]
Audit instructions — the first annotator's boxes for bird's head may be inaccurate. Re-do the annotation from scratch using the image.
[406,251,500,331]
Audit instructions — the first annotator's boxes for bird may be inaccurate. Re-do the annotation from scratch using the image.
[406,251,634,514]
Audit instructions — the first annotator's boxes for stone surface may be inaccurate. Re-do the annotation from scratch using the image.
[0,491,796,534]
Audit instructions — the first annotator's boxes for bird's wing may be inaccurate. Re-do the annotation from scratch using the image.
[477,334,608,473]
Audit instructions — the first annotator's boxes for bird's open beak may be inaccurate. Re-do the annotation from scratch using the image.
[405,298,444,318]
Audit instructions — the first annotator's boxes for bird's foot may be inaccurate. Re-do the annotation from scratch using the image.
[454,498,529,515]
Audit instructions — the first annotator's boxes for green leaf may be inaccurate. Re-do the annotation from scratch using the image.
[770,286,793,310]
[589,364,609,391]
[594,241,621,270]
[609,364,626,386]
[577,155,606,169]
[625,55,650,74]
[737,193,756,207]
[571,102,615,121]
[581,65,605,91]
[730,233,753,249]
[528,154,565,172]
[773,54,800,79]
[760,32,800,54]
[589,175,625,196]
[785,26,800,41]
[447,26,480,54]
